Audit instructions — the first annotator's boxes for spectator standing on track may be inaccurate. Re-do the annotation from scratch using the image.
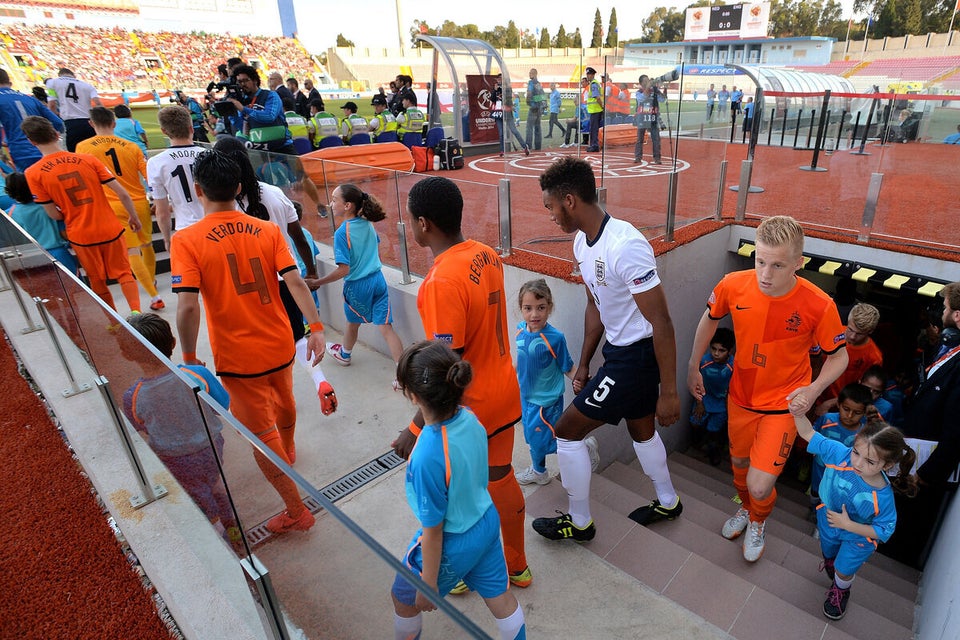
[525,68,545,151]
[718,85,730,120]
[705,83,717,122]
[545,82,566,140]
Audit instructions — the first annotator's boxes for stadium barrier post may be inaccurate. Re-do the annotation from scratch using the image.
[779,109,788,146]
[859,172,884,243]
[878,98,894,146]
[805,109,816,149]
[729,113,737,144]
[801,90,831,172]
[730,86,765,202]
[715,160,728,220]
[240,554,291,640]
[792,108,804,148]
[834,110,848,151]
[498,178,512,258]
[852,95,878,156]
[665,172,678,243]
[95,375,168,509]
[850,111,862,148]
[32,297,90,397]
[0,253,44,334]
[766,108,774,146]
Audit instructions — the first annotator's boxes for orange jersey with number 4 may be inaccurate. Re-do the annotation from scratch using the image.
[170,210,297,377]
[708,270,846,412]
[76,136,148,204]
[25,150,124,246]
[417,240,521,431]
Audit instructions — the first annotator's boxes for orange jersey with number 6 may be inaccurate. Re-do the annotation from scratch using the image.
[708,269,846,412]
[417,239,521,431]
[25,150,124,246]
[170,210,296,377]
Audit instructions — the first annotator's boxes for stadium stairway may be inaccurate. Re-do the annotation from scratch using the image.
[525,450,919,640]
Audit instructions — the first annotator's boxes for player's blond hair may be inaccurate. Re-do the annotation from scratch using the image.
[849,303,880,334]
[157,105,193,140]
[755,215,804,257]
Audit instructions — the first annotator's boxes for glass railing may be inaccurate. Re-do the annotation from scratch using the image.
[0,212,491,638]
[141,73,959,282]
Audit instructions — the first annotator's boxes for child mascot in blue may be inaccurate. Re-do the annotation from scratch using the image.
[391,340,526,639]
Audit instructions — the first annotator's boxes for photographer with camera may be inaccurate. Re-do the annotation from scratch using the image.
[225,65,295,155]
[634,74,665,164]
[173,90,208,143]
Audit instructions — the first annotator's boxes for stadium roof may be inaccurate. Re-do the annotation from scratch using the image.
[4,0,139,13]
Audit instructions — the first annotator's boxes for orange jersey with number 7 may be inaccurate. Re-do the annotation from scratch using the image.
[707,269,846,412]
[417,239,521,431]
[24,150,124,246]
[170,209,297,377]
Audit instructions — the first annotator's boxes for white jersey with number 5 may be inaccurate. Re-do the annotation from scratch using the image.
[46,76,98,120]
[147,144,206,231]
[574,213,661,347]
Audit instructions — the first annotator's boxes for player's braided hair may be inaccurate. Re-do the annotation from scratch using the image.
[212,136,268,221]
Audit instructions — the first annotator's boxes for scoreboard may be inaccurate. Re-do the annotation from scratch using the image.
[684,2,770,41]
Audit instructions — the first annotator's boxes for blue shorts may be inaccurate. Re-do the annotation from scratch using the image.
[573,338,659,424]
[392,506,508,604]
[816,504,878,576]
[521,397,562,462]
[690,409,728,433]
[343,272,391,325]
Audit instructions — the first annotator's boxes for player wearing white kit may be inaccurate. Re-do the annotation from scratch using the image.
[46,68,103,151]
[146,106,206,250]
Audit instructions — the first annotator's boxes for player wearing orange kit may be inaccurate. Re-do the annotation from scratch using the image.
[77,107,163,310]
[171,149,327,535]
[391,176,530,588]
[687,216,848,563]
[21,115,141,313]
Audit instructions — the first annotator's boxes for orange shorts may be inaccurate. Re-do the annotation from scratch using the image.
[73,235,133,283]
[221,364,296,439]
[486,419,517,468]
[727,403,796,476]
[110,200,153,248]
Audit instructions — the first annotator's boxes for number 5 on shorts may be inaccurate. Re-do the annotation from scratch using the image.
[585,375,615,408]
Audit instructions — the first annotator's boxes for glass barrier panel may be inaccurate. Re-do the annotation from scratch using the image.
[872,95,960,251]
[196,394,492,638]
[748,85,883,238]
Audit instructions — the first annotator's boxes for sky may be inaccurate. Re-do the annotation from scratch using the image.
[291,0,860,53]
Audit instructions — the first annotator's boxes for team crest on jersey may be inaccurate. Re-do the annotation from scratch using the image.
[785,311,802,332]
[595,259,606,285]
[433,333,453,344]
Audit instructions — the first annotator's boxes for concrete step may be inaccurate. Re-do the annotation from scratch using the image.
[526,479,858,640]
[667,451,923,588]
[591,461,915,638]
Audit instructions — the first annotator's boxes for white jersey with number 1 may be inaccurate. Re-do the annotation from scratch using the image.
[147,144,206,231]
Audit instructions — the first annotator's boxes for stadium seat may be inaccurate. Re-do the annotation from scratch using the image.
[424,126,445,149]
[348,133,372,145]
[402,132,423,148]
[319,137,344,149]
[375,131,399,143]
[292,138,313,155]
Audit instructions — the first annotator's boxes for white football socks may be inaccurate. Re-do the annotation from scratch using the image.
[633,431,678,508]
[557,438,593,527]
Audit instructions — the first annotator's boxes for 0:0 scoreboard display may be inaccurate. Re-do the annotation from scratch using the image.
[684,2,770,41]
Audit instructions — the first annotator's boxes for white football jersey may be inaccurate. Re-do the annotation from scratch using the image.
[147,145,206,231]
[46,76,99,120]
[574,214,661,346]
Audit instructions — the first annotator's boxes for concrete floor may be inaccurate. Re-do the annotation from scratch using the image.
[0,252,730,639]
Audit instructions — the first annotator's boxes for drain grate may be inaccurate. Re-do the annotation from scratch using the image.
[245,450,407,547]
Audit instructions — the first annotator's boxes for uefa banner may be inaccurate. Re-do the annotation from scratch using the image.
[466,74,500,144]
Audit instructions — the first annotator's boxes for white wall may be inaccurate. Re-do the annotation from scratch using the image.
[917,492,960,640]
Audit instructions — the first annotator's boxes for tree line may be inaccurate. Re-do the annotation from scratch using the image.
[336,1,959,49]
